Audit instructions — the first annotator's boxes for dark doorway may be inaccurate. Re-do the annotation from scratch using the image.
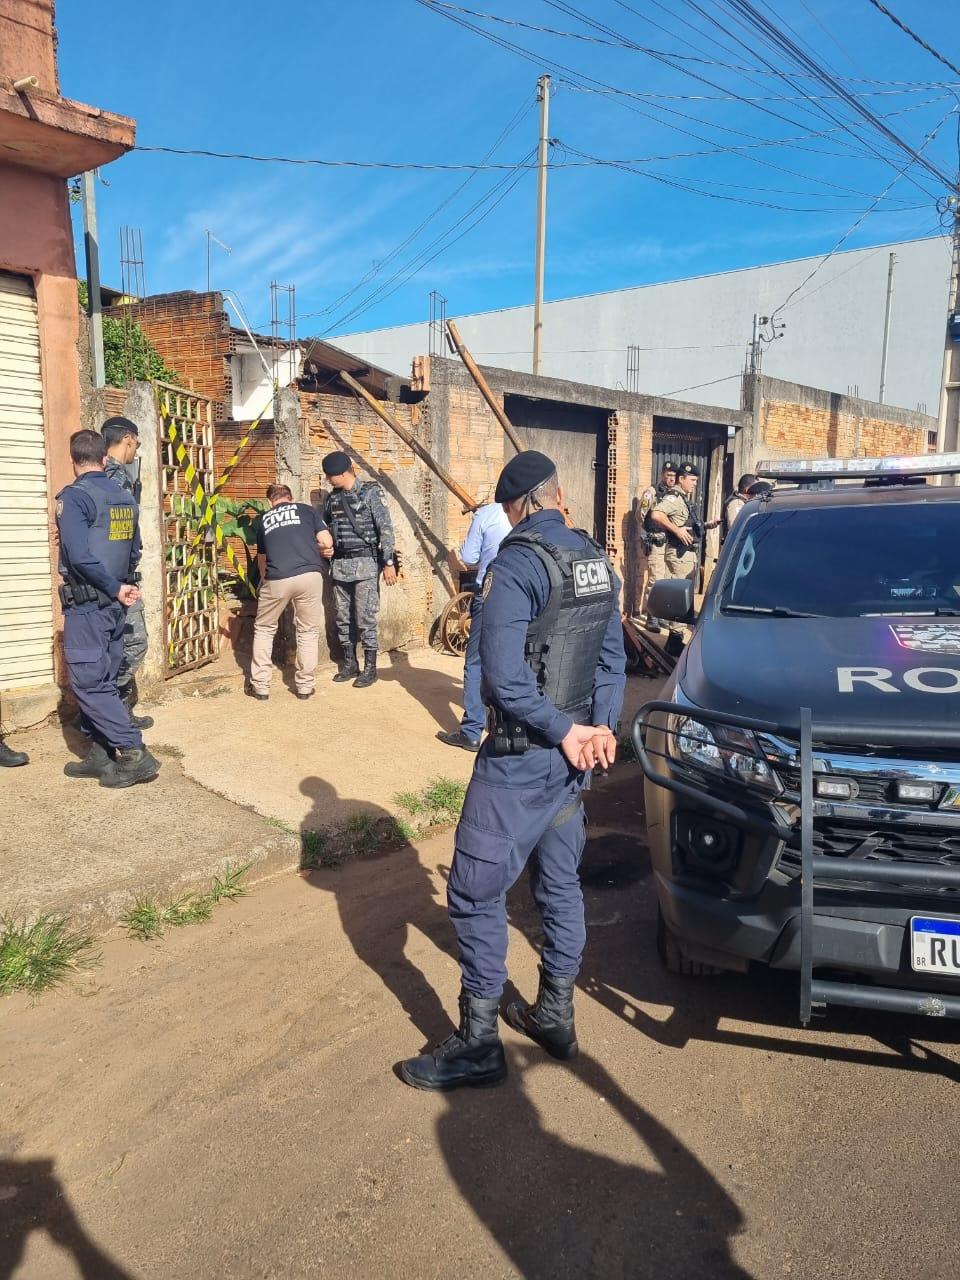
[652,417,725,523]
[505,395,608,539]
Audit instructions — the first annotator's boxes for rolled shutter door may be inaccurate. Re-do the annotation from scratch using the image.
[0,271,55,692]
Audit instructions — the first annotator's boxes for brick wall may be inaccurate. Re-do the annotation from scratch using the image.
[755,377,934,463]
[442,381,507,553]
[296,389,435,651]
[105,292,233,417]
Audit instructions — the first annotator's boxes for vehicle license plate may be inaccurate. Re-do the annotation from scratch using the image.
[911,916,960,975]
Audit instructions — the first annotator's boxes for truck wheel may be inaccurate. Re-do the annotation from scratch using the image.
[656,909,723,977]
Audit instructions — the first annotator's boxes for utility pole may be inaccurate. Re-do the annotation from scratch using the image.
[532,74,551,377]
[878,251,896,404]
[937,196,960,455]
[749,313,763,376]
[81,170,105,388]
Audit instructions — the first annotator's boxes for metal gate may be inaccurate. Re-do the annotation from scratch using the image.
[156,382,220,676]
[652,422,716,521]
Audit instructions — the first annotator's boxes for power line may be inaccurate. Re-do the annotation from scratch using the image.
[661,372,744,397]
[865,0,960,80]
[305,94,533,323]
[769,103,958,319]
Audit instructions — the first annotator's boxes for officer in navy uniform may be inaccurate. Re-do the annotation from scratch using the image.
[400,450,626,1091]
[56,430,161,789]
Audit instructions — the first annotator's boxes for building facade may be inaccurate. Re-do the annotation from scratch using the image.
[0,2,134,728]
[335,236,953,419]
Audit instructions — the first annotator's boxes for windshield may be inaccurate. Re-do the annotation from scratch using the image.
[719,501,960,619]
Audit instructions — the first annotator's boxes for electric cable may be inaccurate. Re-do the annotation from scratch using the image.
[864,0,960,80]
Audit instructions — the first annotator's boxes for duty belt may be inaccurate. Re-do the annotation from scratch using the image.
[58,579,113,609]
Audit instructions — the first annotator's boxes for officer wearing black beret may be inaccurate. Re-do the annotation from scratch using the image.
[320,451,397,687]
[400,450,627,1091]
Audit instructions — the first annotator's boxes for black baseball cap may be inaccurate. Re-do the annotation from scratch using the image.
[494,450,557,503]
[322,450,353,477]
[676,462,700,478]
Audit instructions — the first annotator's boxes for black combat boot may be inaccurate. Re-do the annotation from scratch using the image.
[333,647,360,682]
[64,742,112,779]
[119,683,154,730]
[504,965,579,1061]
[399,989,507,1091]
[98,747,161,789]
[353,649,378,688]
[0,738,28,767]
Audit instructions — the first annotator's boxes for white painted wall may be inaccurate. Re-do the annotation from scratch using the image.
[334,236,952,414]
[230,347,301,420]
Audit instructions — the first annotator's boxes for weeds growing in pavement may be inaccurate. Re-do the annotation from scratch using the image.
[393,776,468,838]
[0,914,99,996]
[120,863,251,941]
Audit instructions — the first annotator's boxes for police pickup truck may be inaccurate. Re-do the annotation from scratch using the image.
[634,453,960,1023]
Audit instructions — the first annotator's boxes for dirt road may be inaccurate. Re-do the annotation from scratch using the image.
[2,770,958,1279]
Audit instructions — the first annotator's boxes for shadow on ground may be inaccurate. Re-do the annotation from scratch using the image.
[0,1157,132,1280]
[434,1046,751,1279]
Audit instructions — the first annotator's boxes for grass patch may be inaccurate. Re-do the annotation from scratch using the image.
[617,733,638,763]
[299,814,416,872]
[0,914,99,996]
[392,775,467,838]
[120,862,251,941]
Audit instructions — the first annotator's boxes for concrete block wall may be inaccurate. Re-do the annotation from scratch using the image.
[105,292,233,417]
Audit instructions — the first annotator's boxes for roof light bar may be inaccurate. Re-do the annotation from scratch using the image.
[757,453,960,482]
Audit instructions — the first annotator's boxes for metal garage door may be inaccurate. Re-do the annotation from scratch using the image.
[0,271,54,692]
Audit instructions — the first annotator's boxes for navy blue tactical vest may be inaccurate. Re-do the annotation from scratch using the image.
[504,527,615,722]
[59,472,138,584]
[324,482,378,560]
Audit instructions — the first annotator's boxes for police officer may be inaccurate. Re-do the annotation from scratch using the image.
[437,499,511,752]
[56,430,160,788]
[400,451,626,1091]
[321,452,397,688]
[100,416,151,729]
[650,460,704,585]
[634,459,677,631]
[721,472,758,542]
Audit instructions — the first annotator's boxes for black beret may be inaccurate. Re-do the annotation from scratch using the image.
[747,480,773,496]
[676,461,700,478]
[322,450,353,477]
[101,415,139,437]
[494,450,557,503]
[661,459,679,473]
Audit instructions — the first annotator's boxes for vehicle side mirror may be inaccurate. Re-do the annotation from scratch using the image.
[648,578,694,622]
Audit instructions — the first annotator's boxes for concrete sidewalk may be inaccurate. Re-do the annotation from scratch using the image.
[0,646,657,929]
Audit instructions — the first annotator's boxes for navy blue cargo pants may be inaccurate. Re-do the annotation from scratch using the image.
[63,603,142,751]
[448,745,587,999]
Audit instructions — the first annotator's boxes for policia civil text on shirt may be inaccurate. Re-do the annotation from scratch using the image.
[56,430,160,788]
[634,458,678,632]
[247,484,333,701]
[101,416,152,730]
[400,450,627,1091]
[320,451,397,688]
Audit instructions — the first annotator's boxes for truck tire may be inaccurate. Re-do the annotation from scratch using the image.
[656,908,723,977]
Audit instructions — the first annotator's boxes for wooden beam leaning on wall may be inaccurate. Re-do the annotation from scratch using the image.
[444,320,525,455]
[337,370,480,513]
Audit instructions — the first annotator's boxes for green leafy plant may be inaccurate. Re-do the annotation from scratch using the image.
[78,282,182,387]
[0,914,99,995]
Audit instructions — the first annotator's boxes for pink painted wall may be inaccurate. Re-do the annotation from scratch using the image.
[0,1,59,93]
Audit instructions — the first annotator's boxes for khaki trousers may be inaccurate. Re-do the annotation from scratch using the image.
[665,544,698,582]
[640,541,667,615]
[250,571,324,694]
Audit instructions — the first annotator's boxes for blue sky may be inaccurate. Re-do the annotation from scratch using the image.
[58,1,958,340]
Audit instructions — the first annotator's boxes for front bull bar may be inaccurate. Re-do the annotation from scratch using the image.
[632,701,960,1026]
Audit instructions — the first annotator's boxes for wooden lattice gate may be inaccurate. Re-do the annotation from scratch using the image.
[155,382,221,676]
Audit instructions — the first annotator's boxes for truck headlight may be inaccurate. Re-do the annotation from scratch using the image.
[670,716,782,797]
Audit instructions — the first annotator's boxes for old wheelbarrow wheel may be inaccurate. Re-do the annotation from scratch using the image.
[439,591,473,656]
